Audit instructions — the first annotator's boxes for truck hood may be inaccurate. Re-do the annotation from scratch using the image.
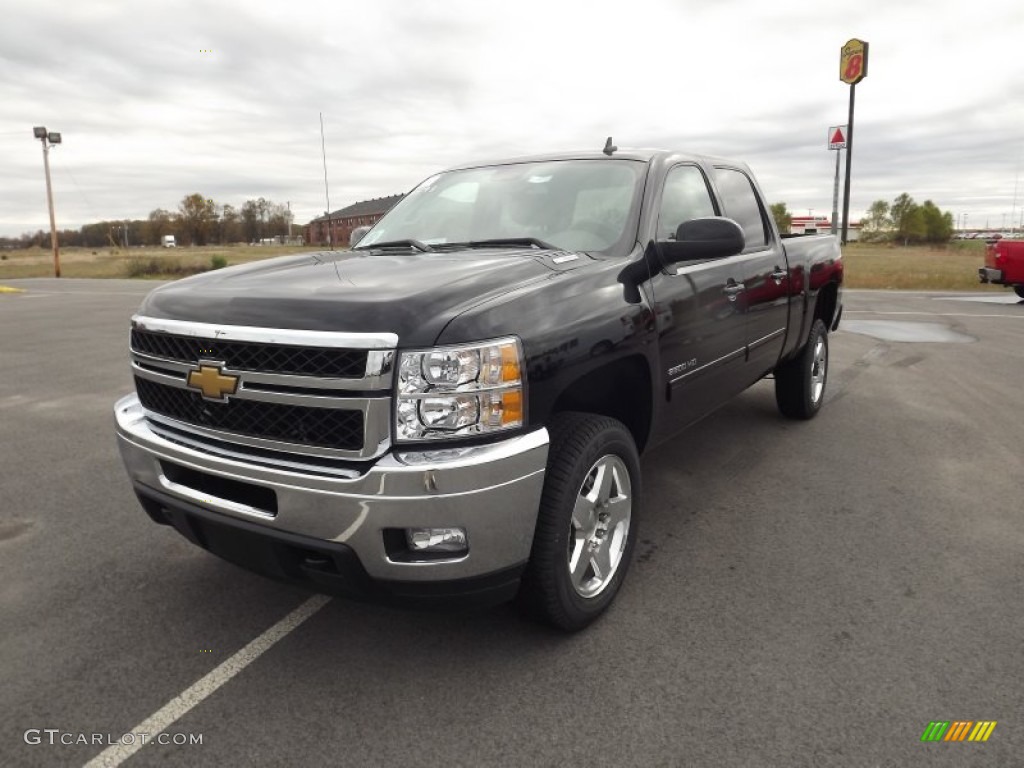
[137,248,588,347]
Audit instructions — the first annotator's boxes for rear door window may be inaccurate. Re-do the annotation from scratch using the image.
[713,168,769,251]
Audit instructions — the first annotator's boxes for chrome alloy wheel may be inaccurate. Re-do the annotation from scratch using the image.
[810,336,828,405]
[567,454,632,599]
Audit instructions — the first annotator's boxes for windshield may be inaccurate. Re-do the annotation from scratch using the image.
[357,159,645,254]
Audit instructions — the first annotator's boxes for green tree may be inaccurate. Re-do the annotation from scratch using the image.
[891,193,921,245]
[769,202,792,234]
[920,200,953,243]
[903,207,927,244]
[145,208,176,246]
[860,200,892,241]
[266,202,294,238]
[178,194,217,246]
[241,199,262,243]
[218,204,242,244]
[79,221,120,248]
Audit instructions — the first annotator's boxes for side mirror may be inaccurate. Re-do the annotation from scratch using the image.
[659,217,745,264]
[349,225,371,247]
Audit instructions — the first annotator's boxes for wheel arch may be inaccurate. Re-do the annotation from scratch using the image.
[548,355,653,453]
[814,280,841,331]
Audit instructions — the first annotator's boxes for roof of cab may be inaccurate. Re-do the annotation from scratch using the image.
[441,148,743,173]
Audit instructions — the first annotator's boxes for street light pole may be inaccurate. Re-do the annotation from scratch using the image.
[34,126,62,277]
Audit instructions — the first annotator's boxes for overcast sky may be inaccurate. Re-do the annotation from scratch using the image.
[2,0,1023,237]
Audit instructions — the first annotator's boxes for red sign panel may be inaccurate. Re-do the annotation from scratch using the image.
[828,125,847,150]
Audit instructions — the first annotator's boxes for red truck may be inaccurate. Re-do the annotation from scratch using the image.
[979,239,1024,298]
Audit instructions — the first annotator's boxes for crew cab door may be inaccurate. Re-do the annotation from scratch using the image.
[712,166,791,375]
[648,164,751,434]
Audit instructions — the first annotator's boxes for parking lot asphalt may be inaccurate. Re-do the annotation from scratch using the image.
[1,279,1022,767]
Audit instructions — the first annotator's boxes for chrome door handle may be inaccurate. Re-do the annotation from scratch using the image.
[723,282,745,301]
[770,267,787,283]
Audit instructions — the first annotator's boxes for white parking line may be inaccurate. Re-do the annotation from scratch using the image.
[845,310,1024,320]
[84,595,331,768]
[4,290,153,297]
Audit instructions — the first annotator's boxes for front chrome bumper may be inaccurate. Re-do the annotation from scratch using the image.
[115,394,549,584]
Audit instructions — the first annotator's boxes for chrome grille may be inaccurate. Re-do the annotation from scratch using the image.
[128,316,396,462]
[130,329,367,378]
[135,377,364,450]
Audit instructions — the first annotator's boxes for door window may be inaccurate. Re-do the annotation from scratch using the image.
[657,165,717,241]
[713,168,769,250]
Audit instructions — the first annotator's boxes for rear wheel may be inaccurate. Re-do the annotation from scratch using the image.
[775,319,829,420]
[520,413,640,631]
[1014,285,1024,299]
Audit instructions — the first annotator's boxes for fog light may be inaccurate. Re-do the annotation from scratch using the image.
[406,527,468,553]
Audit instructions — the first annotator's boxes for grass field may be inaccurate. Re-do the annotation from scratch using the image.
[0,239,1010,292]
[840,240,1004,291]
[0,244,312,280]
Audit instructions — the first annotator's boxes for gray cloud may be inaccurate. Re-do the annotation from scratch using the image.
[3,0,1023,236]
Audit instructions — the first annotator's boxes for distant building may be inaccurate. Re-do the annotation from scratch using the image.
[306,194,404,246]
[788,215,861,241]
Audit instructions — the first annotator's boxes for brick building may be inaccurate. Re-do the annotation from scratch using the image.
[306,194,404,246]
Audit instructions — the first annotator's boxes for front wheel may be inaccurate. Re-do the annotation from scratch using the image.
[1014,285,1024,299]
[519,413,640,631]
[774,319,829,420]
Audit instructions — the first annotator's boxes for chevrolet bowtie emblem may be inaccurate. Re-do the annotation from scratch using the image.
[187,363,239,401]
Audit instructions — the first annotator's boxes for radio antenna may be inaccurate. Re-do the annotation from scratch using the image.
[320,112,333,250]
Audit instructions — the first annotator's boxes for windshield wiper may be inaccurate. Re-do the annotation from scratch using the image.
[357,239,434,252]
[450,237,561,251]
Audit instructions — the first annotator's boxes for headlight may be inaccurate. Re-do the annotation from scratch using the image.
[396,337,524,441]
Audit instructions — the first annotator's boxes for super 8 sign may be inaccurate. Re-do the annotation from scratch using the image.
[840,39,869,85]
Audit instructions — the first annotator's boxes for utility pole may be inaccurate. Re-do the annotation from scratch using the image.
[33,126,62,277]
[287,201,292,240]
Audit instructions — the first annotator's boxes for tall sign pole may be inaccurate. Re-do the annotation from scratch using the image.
[832,150,841,236]
[828,125,848,236]
[839,39,868,245]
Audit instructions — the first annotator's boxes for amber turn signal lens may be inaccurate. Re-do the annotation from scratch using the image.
[501,344,520,383]
[501,390,523,425]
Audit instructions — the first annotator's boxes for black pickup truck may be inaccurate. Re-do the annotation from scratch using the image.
[115,146,843,630]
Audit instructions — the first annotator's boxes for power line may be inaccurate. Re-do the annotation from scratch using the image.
[57,164,103,222]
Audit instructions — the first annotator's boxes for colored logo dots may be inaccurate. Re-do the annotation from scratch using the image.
[921,721,997,743]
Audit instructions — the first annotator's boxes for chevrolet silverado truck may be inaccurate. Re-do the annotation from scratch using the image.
[979,238,1024,298]
[114,146,843,631]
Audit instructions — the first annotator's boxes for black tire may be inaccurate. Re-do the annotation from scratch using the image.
[775,318,829,420]
[1014,285,1024,299]
[519,412,641,632]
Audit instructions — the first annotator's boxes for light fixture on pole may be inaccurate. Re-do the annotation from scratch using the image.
[33,126,62,277]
